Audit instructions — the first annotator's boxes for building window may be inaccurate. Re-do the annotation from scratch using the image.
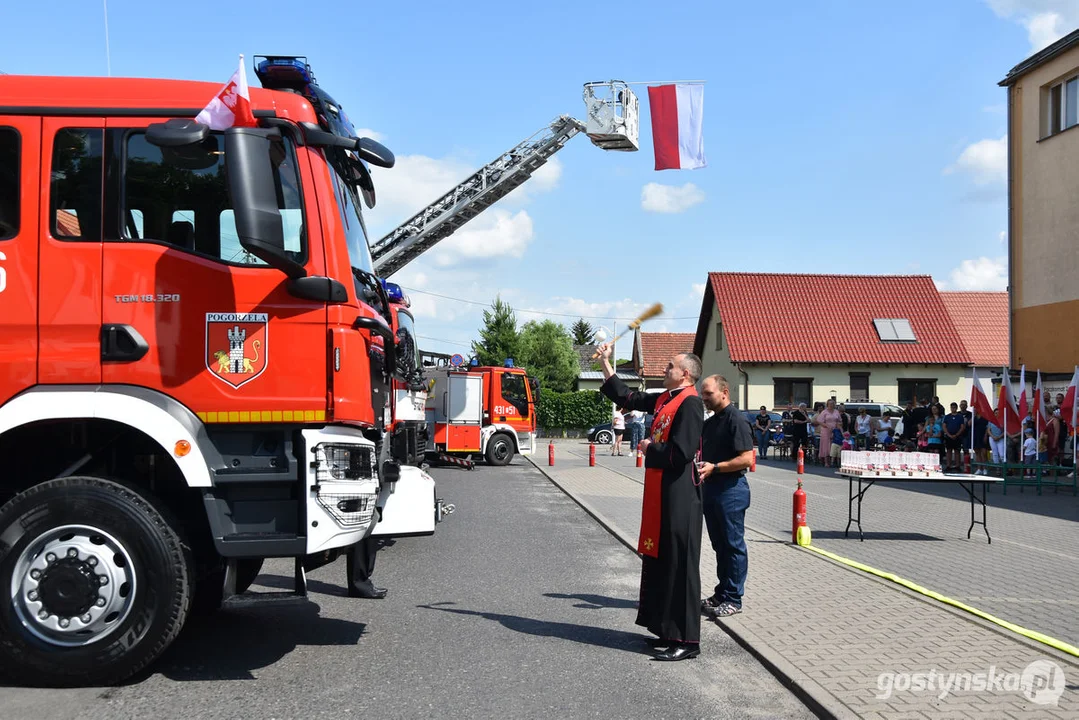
[849,373,869,402]
[898,379,936,406]
[715,322,723,351]
[873,318,916,342]
[774,378,812,408]
[1046,74,1079,137]
[0,127,19,240]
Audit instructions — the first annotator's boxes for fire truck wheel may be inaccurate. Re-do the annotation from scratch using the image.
[0,475,193,687]
[485,433,515,466]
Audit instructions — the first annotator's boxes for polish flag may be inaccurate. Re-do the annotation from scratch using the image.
[1061,365,1078,434]
[647,84,706,171]
[196,55,257,130]
[1034,370,1049,433]
[969,369,996,426]
[1017,364,1028,420]
[998,369,1023,435]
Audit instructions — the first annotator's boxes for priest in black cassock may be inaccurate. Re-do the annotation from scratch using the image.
[595,341,705,661]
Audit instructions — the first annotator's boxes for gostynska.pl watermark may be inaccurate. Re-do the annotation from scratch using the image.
[876,659,1067,706]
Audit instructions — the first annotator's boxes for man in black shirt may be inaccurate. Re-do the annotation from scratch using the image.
[696,374,755,619]
[789,403,809,462]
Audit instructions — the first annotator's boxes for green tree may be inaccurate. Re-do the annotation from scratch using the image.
[570,317,596,345]
[471,295,520,367]
[518,319,579,393]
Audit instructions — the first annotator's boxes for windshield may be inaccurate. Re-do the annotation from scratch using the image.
[327,153,375,276]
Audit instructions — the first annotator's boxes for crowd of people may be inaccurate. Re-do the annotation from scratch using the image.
[754,394,1073,474]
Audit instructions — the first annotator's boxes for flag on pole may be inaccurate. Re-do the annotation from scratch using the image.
[970,369,996,425]
[1017,364,1028,420]
[1061,365,1078,434]
[647,84,706,171]
[195,54,257,130]
[1034,369,1049,433]
[998,368,1023,435]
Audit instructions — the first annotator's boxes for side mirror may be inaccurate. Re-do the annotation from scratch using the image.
[224,127,306,279]
[356,137,394,169]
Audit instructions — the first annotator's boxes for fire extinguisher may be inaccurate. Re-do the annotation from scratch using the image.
[963,450,971,474]
[792,480,807,543]
[589,442,596,467]
[636,450,643,468]
[548,442,555,466]
[797,447,805,475]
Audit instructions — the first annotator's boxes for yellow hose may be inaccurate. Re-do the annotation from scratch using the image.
[801,542,1079,658]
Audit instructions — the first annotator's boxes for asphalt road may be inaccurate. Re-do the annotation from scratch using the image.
[2,460,814,720]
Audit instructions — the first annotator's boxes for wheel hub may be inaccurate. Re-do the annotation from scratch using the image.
[37,557,99,618]
[11,524,137,648]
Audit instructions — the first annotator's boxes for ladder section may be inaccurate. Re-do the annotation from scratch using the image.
[371,115,585,277]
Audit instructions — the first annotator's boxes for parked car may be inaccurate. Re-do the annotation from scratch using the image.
[586,422,615,444]
[841,402,905,419]
[742,410,784,447]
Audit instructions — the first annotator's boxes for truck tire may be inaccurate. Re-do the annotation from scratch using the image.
[485,433,515,466]
[0,476,193,687]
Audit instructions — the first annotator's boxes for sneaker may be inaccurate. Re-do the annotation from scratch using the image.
[713,602,742,617]
[700,596,722,615]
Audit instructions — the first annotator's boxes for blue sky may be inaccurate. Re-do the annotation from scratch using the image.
[4,0,1075,360]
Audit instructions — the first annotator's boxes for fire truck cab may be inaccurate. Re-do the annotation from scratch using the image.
[0,56,447,687]
[383,281,428,466]
[425,361,538,466]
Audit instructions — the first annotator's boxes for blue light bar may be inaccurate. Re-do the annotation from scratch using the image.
[382,280,405,303]
[253,56,314,92]
[380,280,410,307]
[504,358,515,368]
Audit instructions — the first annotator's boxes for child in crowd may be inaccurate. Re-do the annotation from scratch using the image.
[916,423,928,450]
[1023,428,1037,475]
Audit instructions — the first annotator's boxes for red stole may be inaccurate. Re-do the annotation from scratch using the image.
[639,385,698,558]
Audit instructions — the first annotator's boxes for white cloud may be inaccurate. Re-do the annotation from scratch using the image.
[999,230,1008,246]
[359,141,565,267]
[945,135,1007,185]
[640,182,706,213]
[428,209,534,266]
[691,282,706,298]
[366,153,474,228]
[353,128,385,142]
[986,0,1079,51]
[937,256,1009,291]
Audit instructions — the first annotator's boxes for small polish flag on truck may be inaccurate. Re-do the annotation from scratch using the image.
[195,54,257,130]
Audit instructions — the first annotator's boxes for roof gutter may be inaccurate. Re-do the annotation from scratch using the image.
[734,362,749,411]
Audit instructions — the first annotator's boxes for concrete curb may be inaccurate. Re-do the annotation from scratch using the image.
[526,455,851,720]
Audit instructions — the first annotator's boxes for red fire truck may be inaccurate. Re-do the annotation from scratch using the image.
[382,281,428,466]
[425,360,538,467]
[0,56,450,687]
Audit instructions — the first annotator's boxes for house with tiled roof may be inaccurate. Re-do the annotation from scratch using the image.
[692,272,989,410]
[572,344,641,391]
[631,332,697,389]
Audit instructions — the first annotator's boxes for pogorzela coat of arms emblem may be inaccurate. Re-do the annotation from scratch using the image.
[205,312,268,388]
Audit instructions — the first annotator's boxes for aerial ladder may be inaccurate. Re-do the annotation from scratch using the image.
[370,80,641,278]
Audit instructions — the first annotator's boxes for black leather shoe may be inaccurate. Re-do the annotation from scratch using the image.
[644,637,670,648]
[349,586,388,599]
[652,643,700,661]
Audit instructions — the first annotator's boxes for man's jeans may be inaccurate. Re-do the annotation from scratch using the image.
[702,475,751,608]
[629,422,645,450]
